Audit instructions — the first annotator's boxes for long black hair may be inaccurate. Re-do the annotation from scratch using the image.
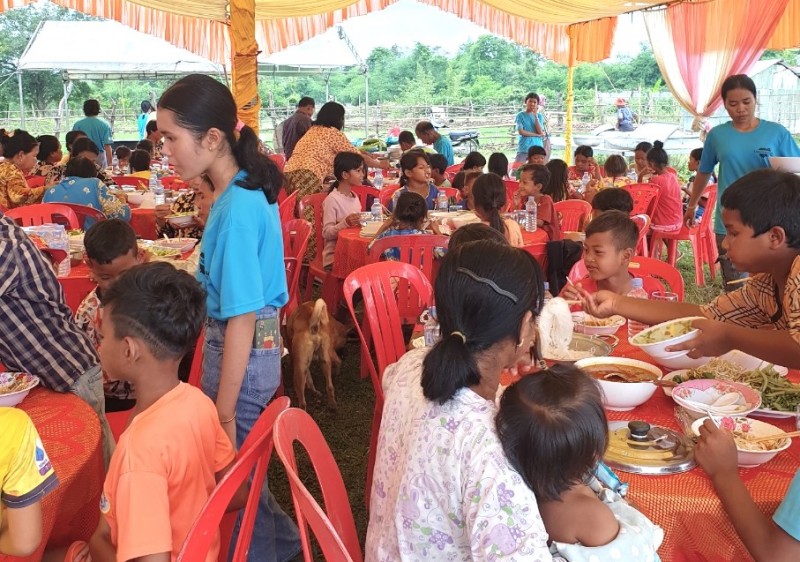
[329,151,364,192]
[488,152,509,177]
[36,135,60,162]
[422,241,544,404]
[472,173,506,236]
[158,74,282,204]
[0,130,38,160]
[544,159,569,202]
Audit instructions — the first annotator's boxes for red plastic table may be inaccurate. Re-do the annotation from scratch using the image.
[0,388,104,561]
[502,328,800,562]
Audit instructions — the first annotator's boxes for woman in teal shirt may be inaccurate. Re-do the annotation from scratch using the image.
[515,92,545,163]
[685,74,800,289]
[158,74,301,562]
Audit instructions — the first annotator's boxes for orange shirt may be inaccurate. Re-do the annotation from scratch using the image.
[284,125,360,183]
[101,383,235,561]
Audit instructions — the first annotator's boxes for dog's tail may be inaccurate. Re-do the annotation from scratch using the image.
[309,298,329,336]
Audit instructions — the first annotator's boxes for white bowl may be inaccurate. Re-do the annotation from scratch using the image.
[652,353,712,370]
[673,378,761,419]
[126,192,145,206]
[572,312,625,336]
[166,214,195,228]
[769,157,800,173]
[629,316,704,357]
[0,372,40,407]
[156,238,197,254]
[575,357,662,411]
[691,416,792,468]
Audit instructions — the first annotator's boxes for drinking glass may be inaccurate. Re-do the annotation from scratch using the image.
[515,210,527,226]
[652,291,678,302]
[448,204,463,213]
[359,212,372,227]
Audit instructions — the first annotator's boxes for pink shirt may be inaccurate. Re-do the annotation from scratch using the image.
[649,172,683,232]
[321,188,361,267]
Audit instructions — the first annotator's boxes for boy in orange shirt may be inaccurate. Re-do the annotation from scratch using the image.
[87,262,236,562]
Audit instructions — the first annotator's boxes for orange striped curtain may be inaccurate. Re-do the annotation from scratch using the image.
[768,0,800,49]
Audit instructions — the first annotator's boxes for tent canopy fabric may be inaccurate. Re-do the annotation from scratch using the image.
[16,20,224,79]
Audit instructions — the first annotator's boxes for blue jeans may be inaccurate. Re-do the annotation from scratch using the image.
[202,306,302,562]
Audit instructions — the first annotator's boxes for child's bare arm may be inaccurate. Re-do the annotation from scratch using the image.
[88,517,116,562]
[215,461,249,513]
[131,553,170,562]
[0,503,42,557]
[696,420,800,562]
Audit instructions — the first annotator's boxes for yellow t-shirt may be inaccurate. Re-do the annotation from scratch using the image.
[0,408,59,527]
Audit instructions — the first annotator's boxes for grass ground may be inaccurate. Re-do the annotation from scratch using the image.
[269,240,723,559]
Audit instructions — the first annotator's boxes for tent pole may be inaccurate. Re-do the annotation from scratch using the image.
[17,70,24,128]
[229,0,261,134]
[365,71,369,137]
[564,26,576,165]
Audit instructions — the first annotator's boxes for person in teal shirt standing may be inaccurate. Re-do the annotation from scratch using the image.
[515,92,545,163]
[685,74,800,290]
[415,120,454,166]
[72,99,113,169]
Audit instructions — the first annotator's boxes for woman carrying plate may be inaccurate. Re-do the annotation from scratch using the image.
[154,175,208,239]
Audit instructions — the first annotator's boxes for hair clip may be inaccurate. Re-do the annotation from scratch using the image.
[455,267,518,303]
[235,120,245,132]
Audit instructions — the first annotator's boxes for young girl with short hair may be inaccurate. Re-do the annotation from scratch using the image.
[158,73,301,561]
[322,151,365,269]
[471,173,523,247]
[497,365,664,560]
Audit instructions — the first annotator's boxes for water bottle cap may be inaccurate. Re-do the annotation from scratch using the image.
[543,282,549,290]
[631,278,643,288]
[528,196,535,203]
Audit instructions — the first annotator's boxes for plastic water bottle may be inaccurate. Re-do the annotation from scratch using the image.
[370,199,382,222]
[627,168,638,182]
[423,306,441,347]
[579,171,590,194]
[161,154,169,171]
[542,282,553,305]
[150,169,165,206]
[437,188,448,212]
[525,196,537,232]
[373,168,383,190]
[626,278,650,339]
[111,155,120,175]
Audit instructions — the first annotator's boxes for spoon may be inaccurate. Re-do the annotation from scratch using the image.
[711,392,742,408]
[603,372,677,387]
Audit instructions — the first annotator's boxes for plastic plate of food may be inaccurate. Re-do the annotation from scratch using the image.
[672,378,761,418]
[166,212,196,228]
[691,416,792,468]
[0,372,40,407]
[156,238,197,254]
[572,312,626,336]
[148,245,181,259]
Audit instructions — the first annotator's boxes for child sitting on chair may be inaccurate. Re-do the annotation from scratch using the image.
[371,191,441,260]
[322,152,365,270]
[561,211,660,299]
[470,173,523,247]
[640,141,682,233]
[581,170,800,369]
[591,187,634,220]
[514,164,560,241]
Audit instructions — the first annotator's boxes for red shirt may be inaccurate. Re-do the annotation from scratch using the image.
[649,172,683,231]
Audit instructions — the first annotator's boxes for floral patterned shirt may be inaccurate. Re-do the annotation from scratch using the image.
[31,161,64,186]
[0,161,45,209]
[365,348,551,561]
[155,191,203,240]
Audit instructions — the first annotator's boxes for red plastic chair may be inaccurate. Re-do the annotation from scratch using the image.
[625,183,661,217]
[631,213,651,257]
[444,163,463,182]
[187,328,205,389]
[112,176,148,189]
[279,190,298,224]
[282,218,312,322]
[26,175,46,188]
[299,193,340,310]
[352,185,380,212]
[6,203,80,229]
[273,409,362,562]
[59,275,96,313]
[366,234,448,286]
[378,184,402,208]
[650,186,718,287]
[57,203,107,230]
[343,262,433,508]
[503,179,520,211]
[160,175,186,190]
[178,396,291,562]
[553,199,592,233]
[269,153,286,172]
[568,256,685,301]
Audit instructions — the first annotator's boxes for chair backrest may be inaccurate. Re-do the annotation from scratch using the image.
[6,203,80,229]
[568,256,685,300]
[631,213,651,256]
[503,179,520,210]
[160,176,186,190]
[378,184,402,208]
[59,276,97,313]
[351,186,380,212]
[178,397,291,562]
[57,203,107,230]
[343,262,433,401]
[437,186,461,204]
[273,409,362,562]
[282,219,311,320]
[553,199,592,232]
[697,185,717,234]
[26,175,46,188]
[625,183,661,217]
[444,163,463,181]
[366,234,448,286]
[187,327,205,389]
[269,153,286,172]
[279,190,298,223]
[298,193,327,263]
[112,176,148,189]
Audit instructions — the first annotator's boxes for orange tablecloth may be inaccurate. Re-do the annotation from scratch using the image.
[58,263,95,314]
[331,227,548,279]
[503,328,800,562]
[130,207,157,240]
[1,388,103,561]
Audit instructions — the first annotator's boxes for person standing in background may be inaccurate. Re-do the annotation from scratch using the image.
[280,97,315,160]
[415,121,454,166]
[137,100,156,139]
[616,98,635,132]
[72,100,113,168]
[514,92,545,163]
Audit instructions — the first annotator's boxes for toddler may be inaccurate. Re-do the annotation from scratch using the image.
[371,191,440,260]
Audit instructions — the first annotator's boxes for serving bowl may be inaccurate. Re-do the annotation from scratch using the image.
[155,238,197,254]
[166,214,196,228]
[576,357,662,411]
[673,378,761,419]
[769,157,800,173]
[126,192,145,206]
[542,333,615,363]
[691,416,791,468]
[0,372,40,407]
[572,312,625,336]
[630,316,711,368]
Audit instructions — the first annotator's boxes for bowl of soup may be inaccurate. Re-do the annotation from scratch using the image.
[575,357,663,411]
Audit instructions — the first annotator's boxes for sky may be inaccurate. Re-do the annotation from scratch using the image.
[263,0,650,67]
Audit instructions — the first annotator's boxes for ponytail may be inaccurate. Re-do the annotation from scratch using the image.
[472,173,507,236]
[422,333,480,404]
[233,125,283,204]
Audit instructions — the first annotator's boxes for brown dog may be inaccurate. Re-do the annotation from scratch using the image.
[285,299,349,410]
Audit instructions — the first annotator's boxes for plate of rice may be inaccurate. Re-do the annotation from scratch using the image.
[0,372,40,407]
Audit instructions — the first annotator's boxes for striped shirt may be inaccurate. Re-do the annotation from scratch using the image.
[701,255,800,345]
[0,214,98,391]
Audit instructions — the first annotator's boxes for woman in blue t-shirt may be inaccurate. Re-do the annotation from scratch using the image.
[514,92,545,163]
[685,74,800,289]
[157,74,301,562]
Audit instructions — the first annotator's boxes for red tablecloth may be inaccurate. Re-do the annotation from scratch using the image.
[503,328,800,562]
[331,227,548,279]
[130,208,157,240]
[1,388,103,561]
[58,263,95,314]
